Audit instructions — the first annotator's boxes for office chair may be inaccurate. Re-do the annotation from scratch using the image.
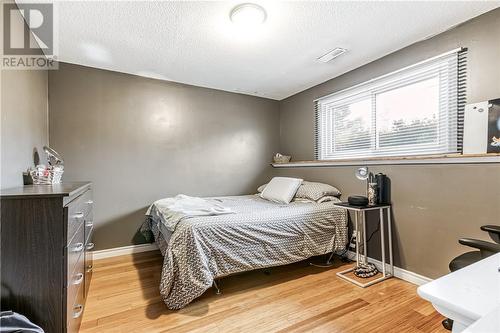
[442,225,500,330]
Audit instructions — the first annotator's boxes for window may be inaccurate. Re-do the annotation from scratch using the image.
[315,49,467,160]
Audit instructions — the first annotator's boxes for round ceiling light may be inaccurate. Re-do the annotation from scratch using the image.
[230,3,267,27]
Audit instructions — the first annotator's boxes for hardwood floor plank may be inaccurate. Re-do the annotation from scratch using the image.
[80,251,447,333]
[276,299,369,333]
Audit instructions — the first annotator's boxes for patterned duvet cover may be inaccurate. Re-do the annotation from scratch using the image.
[141,195,348,309]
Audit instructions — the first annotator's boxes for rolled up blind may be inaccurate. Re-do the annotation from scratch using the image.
[315,48,467,160]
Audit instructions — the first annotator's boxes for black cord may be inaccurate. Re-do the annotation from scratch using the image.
[338,233,356,258]
[366,224,380,243]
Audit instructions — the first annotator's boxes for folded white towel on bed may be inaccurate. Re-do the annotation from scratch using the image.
[146,194,234,232]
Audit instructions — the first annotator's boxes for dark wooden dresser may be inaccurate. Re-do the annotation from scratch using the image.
[1,182,94,333]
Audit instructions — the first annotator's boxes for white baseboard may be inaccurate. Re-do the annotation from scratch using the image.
[93,243,159,260]
[346,251,432,286]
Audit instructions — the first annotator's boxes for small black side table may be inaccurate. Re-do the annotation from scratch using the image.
[334,202,393,287]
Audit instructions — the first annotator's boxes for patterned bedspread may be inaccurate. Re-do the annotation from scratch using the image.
[141,195,348,309]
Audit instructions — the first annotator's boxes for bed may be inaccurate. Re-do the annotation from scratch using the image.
[141,194,348,310]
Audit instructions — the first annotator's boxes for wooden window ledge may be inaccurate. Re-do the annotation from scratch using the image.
[271,153,500,168]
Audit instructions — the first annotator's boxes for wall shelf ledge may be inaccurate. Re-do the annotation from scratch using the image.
[271,153,500,168]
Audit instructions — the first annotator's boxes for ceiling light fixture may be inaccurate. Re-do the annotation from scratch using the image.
[230,3,267,27]
[317,47,347,63]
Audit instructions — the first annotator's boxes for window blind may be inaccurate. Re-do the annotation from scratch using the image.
[315,48,467,160]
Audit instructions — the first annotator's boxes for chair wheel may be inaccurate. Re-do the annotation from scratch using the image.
[442,318,453,331]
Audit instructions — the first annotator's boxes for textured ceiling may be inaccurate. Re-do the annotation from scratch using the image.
[36,1,500,99]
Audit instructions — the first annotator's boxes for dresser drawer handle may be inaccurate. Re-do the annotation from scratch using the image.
[72,243,84,253]
[86,264,93,273]
[86,242,95,250]
[72,212,84,220]
[86,200,94,205]
[73,304,84,319]
[85,220,94,227]
[72,273,84,285]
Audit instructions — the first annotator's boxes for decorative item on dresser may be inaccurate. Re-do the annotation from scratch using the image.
[0,182,94,333]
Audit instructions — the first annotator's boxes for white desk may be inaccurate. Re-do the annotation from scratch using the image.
[463,306,500,333]
[417,253,500,333]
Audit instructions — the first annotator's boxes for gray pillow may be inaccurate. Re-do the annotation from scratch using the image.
[295,181,341,201]
[259,181,341,201]
[316,195,341,203]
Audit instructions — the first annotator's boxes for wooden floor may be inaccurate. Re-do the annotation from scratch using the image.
[80,251,446,333]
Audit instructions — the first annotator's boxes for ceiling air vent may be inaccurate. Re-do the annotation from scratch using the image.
[317,48,347,63]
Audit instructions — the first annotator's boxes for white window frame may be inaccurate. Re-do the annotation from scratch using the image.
[315,48,466,161]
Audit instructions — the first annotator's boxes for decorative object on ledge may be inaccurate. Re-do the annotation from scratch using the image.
[463,98,500,154]
[29,146,65,185]
[464,101,489,154]
[488,98,500,154]
[273,153,291,164]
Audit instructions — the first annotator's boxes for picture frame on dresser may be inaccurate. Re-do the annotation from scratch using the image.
[0,182,94,333]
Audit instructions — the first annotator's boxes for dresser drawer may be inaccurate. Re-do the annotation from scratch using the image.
[67,282,85,333]
[80,189,93,219]
[66,189,93,243]
[66,256,85,318]
[67,250,84,295]
[66,244,85,333]
[67,222,85,281]
[67,205,85,245]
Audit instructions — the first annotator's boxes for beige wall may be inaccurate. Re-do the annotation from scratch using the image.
[1,3,48,189]
[49,63,280,250]
[277,9,500,278]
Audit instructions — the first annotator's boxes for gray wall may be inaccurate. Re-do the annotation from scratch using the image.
[49,63,280,250]
[44,8,500,277]
[1,3,48,189]
[277,9,500,278]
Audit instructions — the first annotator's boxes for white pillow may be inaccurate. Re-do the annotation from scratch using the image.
[260,177,303,204]
[257,183,267,193]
